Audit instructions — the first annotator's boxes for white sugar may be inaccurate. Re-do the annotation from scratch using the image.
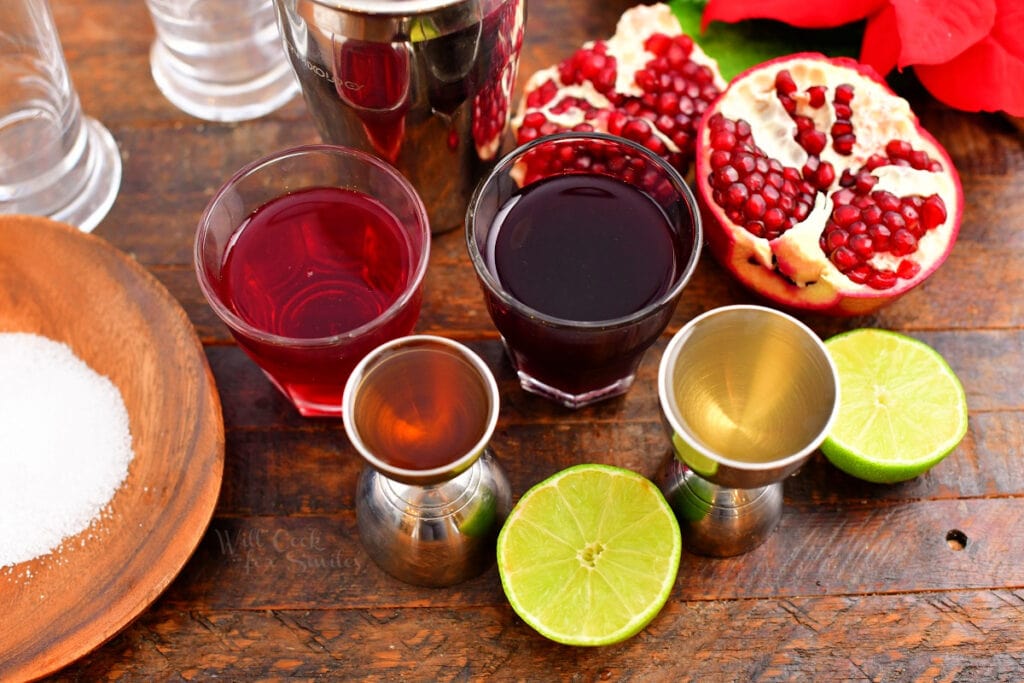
[0,333,134,568]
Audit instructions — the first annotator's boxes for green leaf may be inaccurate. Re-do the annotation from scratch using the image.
[669,0,864,81]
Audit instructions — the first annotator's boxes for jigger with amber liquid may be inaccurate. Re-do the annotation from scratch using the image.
[657,305,839,557]
[343,335,511,587]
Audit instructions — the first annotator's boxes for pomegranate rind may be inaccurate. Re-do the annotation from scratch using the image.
[696,53,963,316]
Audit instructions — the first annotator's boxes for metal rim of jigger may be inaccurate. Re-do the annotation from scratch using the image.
[342,334,501,486]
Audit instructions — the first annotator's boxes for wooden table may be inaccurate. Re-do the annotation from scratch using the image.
[42,0,1024,679]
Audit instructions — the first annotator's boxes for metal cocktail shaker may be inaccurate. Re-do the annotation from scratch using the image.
[272,0,525,232]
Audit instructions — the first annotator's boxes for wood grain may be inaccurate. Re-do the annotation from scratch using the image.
[0,217,224,681]
[19,0,1024,678]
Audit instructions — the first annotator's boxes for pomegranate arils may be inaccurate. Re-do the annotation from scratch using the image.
[512,5,725,178]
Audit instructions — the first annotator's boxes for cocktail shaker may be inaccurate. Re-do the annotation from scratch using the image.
[272,0,525,232]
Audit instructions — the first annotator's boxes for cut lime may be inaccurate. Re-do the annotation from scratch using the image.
[822,329,968,484]
[496,464,681,646]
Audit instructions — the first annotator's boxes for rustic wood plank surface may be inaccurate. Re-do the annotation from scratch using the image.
[16,0,1024,679]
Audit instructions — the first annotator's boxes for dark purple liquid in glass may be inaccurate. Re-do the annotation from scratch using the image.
[482,173,695,398]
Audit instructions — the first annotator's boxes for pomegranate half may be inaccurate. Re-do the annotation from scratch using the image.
[511,3,726,177]
[695,54,963,316]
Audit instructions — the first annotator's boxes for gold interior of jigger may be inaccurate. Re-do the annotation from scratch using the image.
[666,311,837,466]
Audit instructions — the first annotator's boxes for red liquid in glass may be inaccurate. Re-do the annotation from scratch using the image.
[217,186,420,415]
[484,173,694,396]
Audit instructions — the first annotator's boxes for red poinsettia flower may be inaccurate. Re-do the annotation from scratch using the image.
[702,0,1024,116]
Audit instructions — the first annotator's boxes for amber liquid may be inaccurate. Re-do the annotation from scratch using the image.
[353,345,491,471]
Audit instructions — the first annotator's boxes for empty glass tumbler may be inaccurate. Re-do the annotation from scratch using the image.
[0,0,121,232]
[146,0,299,121]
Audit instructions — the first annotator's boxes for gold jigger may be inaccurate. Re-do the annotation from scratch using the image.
[656,305,839,556]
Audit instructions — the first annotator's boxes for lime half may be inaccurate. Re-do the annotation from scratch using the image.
[822,329,968,484]
[496,464,681,646]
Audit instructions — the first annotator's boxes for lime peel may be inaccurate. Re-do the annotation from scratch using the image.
[496,464,681,647]
[822,329,968,484]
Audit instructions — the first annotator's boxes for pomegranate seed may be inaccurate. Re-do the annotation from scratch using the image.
[868,224,891,251]
[833,204,861,227]
[847,265,871,284]
[885,139,911,159]
[832,188,855,206]
[882,211,906,231]
[830,246,859,270]
[725,182,749,207]
[873,191,901,212]
[892,229,917,255]
[798,129,827,155]
[732,152,757,175]
[711,130,737,150]
[867,270,898,290]
[775,69,797,96]
[861,204,882,224]
[831,121,853,136]
[833,103,853,119]
[745,195,767,220]
[744,172,766,192]
[814,161,836,189]
[848,221,867,235]
[865,154,887,171]
[855,174,877,194]
[834,84,855,104]
[713,166,740,185]
[825,229,849,251]
[807,85,826,108]
[849,233,873,257]
[764,207,786,230]
[833,134,856,155]
[644,33,672,55]
[920,195,947,230]
[897,259,921,279]
[747,220,766,237]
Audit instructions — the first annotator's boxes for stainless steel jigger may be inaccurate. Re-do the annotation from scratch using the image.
[656,306,839,557]
[343,335,511,587]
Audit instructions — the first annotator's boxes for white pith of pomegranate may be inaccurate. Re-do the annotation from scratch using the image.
[511,4,726,179]
[696,53,963,316]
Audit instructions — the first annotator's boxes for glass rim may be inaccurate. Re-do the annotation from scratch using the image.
[194,143,431,349]
[464,131,703,331]
[658,304,840,472]
[342,334,500,483]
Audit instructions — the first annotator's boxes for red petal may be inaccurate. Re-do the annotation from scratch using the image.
[891,0,996,67]
[915,0,1024,116]
[916,52,1024,116]
[861,5,901,76]
[702,0,886,30]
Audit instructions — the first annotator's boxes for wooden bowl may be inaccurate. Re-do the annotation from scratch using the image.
[0,215,224,680]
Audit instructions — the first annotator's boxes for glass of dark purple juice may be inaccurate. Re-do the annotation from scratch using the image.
[465,132,702,409]
[195,144,431,417]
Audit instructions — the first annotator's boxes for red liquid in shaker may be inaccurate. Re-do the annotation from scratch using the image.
[217,186,418,413]
[353,345,492,471]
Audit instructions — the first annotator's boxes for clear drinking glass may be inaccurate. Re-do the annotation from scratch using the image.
[194,144,431,417]
[466,132,702,408]
[146,0,298,121]
[0,0,121,232]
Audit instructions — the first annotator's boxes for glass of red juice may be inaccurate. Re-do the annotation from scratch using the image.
[194,144,431,417]
[465,132,702,409]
